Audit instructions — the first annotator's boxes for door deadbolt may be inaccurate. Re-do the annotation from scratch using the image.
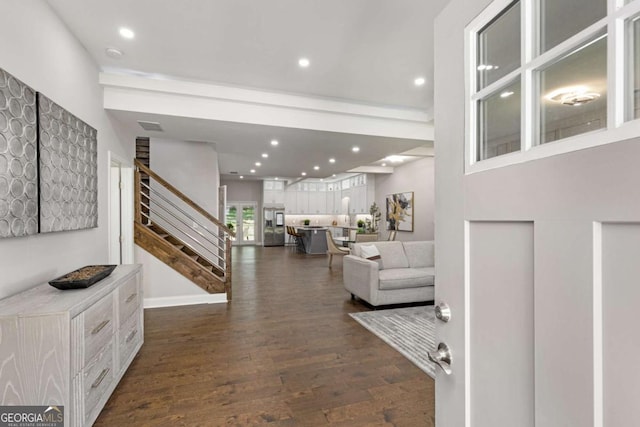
[435,302,451,322]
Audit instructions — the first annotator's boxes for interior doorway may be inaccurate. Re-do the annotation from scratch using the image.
[108,151,134,264]
[225,202,258,245]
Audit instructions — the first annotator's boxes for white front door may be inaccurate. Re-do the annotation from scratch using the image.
[434,1,640,426]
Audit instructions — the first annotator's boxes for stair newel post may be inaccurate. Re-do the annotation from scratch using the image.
[225,235,232,301]
[134,166,142,224]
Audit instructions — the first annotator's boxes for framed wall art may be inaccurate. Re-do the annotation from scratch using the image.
[386,191,414,232]
[38,93,97,233]
[0,68,39,238]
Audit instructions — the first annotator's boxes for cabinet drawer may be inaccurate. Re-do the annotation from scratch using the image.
[118,276,139,325]
[83,341,114,420]
[119,311,141,367]
[84,293,114,365]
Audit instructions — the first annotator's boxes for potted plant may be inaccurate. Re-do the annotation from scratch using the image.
[369,202,381,232]
[357,219,365,231]
[226,222,234,231]
[303,219,311,226]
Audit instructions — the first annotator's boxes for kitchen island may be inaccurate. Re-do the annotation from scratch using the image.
[296,227,328,254]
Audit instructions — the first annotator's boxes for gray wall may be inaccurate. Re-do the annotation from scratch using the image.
[222,179,263,204]
[140,137,221,301]
[0,1,134,299]
[151,138,220,217]
[375,157,434,241]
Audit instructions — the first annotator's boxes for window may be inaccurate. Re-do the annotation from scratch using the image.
[467,0,640,171]
[477,1,521,90]
[539,33,607,144]
[631,14,640,119]
[477,80,521,160]
[540,0,606,53]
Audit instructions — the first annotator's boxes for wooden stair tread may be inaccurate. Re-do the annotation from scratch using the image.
[134,223,227,295]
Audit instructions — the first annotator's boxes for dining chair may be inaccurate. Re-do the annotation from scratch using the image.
[326,229,350,267]
[354,233,378,243]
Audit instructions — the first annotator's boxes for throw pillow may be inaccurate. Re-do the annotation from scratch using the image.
[360,244,381,260]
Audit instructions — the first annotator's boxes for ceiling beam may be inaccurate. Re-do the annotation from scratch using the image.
[101,73,434,141]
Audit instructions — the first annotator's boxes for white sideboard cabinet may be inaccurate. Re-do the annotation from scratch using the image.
[0,264,143,427]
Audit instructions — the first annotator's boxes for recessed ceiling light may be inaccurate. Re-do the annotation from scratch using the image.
[119,27,135,39]
[261,153,268,158]
[271,139,279,146]
[255,162,261,166]
[250,169,256,173]
[381,163,387,167]
[329,158,336,163]
[301,172,307,176]
[105,47,123,59]
[275,177,279,180]
[414,77,426,86]
[352,146,360,153]
[500,91,514,98]
[313,166,319,170]
[298,58,310,68]
[320,179,324,182]
[240,175,244,179]
[332,174,336,177]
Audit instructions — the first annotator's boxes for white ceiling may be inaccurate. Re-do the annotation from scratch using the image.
[46,0,448,177]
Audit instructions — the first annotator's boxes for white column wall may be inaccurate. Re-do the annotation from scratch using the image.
[0,1,134,299]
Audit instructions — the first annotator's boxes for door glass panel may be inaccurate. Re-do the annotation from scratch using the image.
[539,33,607,144]
[226,206,237,240]
[477,80,521,161]
[540,0,606,53]
[242,206,255,242]
[477,1,521,90]
[631,15,640,119]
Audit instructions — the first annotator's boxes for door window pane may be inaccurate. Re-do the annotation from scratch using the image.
[539,34,607,144]
[477,80,521,161]
[242,206,255,241]
[541,0,606,53]
[477,1,521,90]
[632,16,640,119]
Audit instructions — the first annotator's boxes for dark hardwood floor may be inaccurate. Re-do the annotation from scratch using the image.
[95,246,435,426]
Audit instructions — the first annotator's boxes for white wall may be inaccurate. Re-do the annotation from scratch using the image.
[222,179,262,204]
[151,138,219,217]
[374,157,435,241]
[137,137,223,304]
[0,1,133,299]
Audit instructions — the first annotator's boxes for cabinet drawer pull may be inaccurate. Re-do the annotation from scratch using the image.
[91,320,110,335]
[125,293,137,303]
[125,329,138,343]
[91,368,110,389]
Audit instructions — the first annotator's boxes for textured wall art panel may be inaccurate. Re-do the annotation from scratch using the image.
[0,68,39,238]
[38,94,97,233]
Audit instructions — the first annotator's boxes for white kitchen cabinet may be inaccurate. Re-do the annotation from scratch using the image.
[296,190,309,214]
[263,180,285,205]
[0,265,143,427]
[285,190,297,214]
[308,191,327,214]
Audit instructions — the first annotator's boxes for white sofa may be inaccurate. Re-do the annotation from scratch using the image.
[343,241,435,306]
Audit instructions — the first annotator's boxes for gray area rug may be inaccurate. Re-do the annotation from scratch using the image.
[350,306,436,379]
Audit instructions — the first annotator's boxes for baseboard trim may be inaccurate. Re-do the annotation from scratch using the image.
[144,294,227,309]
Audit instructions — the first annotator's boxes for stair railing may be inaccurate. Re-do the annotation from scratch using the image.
[134,160,235,297]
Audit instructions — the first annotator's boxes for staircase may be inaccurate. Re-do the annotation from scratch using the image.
[134,160,235,299]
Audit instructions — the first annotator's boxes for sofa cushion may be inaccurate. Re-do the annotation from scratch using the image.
[378,267,434,290]
[403,241,435,268]
[376,241,409,270]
